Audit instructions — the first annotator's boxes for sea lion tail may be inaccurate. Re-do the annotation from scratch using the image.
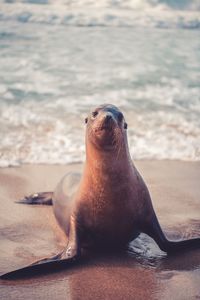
[17,192,53,205]
[145,214,200,254]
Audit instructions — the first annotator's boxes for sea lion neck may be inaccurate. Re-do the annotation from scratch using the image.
[85,137,132,173]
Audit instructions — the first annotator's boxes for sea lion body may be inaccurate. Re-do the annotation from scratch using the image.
[1,104,200,279]
[54,162,150,250]
[52,104,153,250]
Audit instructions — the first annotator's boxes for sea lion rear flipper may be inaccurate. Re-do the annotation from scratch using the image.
[145,214,200,254]
[0,249,79,280]
[16,192,53,205]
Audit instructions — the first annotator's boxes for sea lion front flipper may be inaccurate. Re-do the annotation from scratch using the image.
[0,248,79,280]
[144,214,200,254]
[1,216,80,280]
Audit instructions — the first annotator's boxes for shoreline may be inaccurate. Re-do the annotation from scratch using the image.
[1,158,200,168]
[0,160,200,299]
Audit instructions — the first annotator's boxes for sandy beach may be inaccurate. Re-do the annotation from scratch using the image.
[0,161,200,299]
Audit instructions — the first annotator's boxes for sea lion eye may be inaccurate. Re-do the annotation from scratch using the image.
[124,122,128,129]
[92,111,98,118]
[85,117,88,124]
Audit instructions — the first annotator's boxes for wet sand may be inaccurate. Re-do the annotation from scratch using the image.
[0,161,200,300]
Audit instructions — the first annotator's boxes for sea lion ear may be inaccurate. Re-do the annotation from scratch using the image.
[124,122,128,129]
[85,118,88,124]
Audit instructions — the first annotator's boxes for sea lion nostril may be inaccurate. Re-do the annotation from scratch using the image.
[105,115,113,123]
[118,112,123,122]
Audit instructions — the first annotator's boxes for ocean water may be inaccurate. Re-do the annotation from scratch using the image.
[0,0,200,167]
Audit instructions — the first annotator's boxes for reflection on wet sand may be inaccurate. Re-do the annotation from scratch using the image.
[0,161,200,299]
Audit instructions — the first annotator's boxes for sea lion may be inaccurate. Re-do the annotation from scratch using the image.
[1,104,200,279]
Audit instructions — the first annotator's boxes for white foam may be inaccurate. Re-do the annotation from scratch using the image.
[0,1,200,29]
[0,88,200,168]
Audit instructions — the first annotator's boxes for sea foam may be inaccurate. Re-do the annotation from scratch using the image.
[1,0,200,29]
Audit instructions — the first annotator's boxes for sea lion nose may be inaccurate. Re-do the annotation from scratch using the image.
[104,114,113,124]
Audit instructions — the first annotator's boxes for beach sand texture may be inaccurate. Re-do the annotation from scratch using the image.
[0,161,200,300]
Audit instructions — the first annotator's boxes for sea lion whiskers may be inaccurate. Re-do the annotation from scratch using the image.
[114,133,123,160]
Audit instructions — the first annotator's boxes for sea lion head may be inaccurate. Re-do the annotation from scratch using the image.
[85,104,128,151]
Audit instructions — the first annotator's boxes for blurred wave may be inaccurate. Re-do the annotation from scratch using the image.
[1,0,200,29]
[0,1,200,167]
